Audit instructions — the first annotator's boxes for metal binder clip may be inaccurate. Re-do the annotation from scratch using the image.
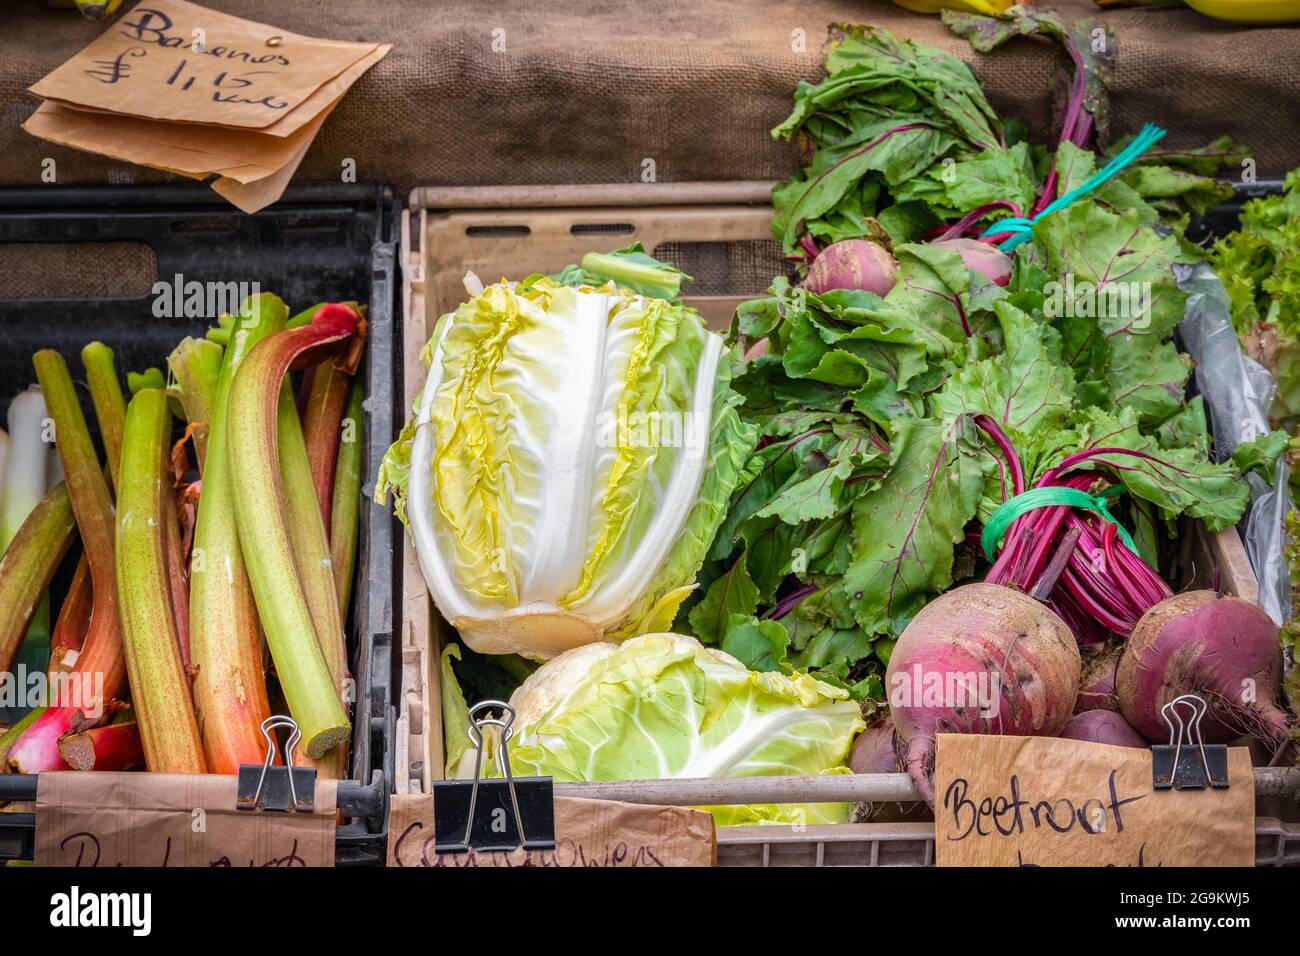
[432,699,555,854]
[236,715,317,812]
[1151,694,1229,790]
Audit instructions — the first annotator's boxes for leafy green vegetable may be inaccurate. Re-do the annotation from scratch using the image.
[544,243,691,301]
[449,633,865,825]
[377,273,758,661]
[1212,170,1300,426]
[770,24,1029,257]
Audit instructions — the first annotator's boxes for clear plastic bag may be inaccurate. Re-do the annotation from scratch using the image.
[1176,262,1292,626]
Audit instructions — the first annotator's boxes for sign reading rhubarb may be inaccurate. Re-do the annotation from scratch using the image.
[933,734,1255,867]
[34,771,338,867]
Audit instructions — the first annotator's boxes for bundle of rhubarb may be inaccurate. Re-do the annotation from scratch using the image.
[0,293,367,778]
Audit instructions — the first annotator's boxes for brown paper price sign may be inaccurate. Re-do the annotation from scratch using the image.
[22,0,390,212]
[31,0,376,130]
[387,793,717,868]
[35,771,339,867]
[934,734,1255,867]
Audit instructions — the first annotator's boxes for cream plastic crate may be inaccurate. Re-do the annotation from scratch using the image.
[396,182,1298,865]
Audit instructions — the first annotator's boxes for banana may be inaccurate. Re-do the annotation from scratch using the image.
[1182,0,1300,20]
[72,0,125,20]
[891,0,1018,13]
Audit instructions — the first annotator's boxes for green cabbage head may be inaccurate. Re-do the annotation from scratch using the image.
[377,275,757,660]
[444,633,865,825]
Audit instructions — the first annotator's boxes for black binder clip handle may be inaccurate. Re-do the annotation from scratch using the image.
[432,699,556,854]
[236,715,318,812]
[1152,694,1229,791]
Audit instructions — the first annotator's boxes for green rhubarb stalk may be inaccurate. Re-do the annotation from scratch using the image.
[7,352,127,774]
[81,343,127,490]
[0,483,75,676]
[116,388,206,773]
[331,378,364,622]
[189,296,284,774]
[277,381,349,779]
[226,304,358,759]
[279,382,347,685]
[167,337,223,472]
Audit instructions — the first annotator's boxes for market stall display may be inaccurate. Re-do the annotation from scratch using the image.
[1,0,1297,876]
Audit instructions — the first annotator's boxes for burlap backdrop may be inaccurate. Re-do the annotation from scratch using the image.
[2,0,1298,195]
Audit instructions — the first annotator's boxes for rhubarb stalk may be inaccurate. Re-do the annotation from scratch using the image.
[301,361,352,533]
[278,382,349,778]
[226,304,358,759]
[167,336,223,472]
[331,379,364,622]
[7,351,127,774]
[189,295,284,774]
[0,483,75,676]
[58,719,144,771]
[49,553,92,674]
[116,388,206,773]
[278,385,347,689]
[81,343,127,489]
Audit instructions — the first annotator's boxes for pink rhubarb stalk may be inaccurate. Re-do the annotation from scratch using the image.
[58,720,144,771]
[226,303,358,759]
[49,553,92,674]
[116,388,207,773]
[8,352,127,773]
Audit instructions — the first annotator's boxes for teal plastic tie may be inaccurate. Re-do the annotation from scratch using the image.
[980,123,1168,252]
[981,484,1137,563]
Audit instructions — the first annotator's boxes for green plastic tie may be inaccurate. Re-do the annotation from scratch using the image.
[980,123,1168,252]
[981,485,1137,563]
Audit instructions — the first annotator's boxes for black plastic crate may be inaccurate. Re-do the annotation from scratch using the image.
[0,183,397,867]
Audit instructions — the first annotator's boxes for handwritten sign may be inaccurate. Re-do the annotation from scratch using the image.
[30,0,379,130]
[934,734,1255,867]
[21,0,390,212]
[35,771,338,867]
[387,793,716,868]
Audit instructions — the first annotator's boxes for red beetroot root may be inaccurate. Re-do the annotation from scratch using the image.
[1075,643,1122,715]
[885,583,1081,808]
[1117,591,1290,746]
[1060,709,1148,749]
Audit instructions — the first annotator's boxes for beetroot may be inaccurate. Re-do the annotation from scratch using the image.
[847,716,931,823]
[849,716,899,775]
[804,239,896,296]
[929,238,1011,287]
[1117,590,1289,747]
[1060,709,1148,749]
[1075,643,1122,715]
[885,583,1081,807]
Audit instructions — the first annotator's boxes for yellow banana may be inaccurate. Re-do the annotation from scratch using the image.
[1182,0,1300,20]
[72,0,125,20]
[891,0,1019,13]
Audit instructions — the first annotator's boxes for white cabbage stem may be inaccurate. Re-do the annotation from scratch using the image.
[0,429,8,523]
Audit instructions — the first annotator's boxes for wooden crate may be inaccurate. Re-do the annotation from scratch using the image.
[395,182,1294,864]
